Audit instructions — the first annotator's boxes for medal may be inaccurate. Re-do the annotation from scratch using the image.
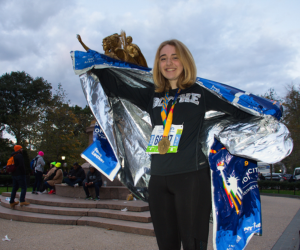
[158,89,181,154]
[158,137,171,154]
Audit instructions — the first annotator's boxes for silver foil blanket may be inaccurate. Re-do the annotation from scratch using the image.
[79,69,293,201]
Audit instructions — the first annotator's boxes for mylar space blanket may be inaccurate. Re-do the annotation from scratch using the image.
[71,49,293,250]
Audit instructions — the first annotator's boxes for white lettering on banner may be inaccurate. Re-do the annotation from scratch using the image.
[244,222,261,233]
[91,148,104,163]
[211,85,221,94]
[242,167,258,184]
[152,93,201,108]
[243,184,258,196]
[94,127,107,140]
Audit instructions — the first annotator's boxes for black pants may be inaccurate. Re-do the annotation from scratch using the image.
[32,171,43,192]
[10,175,27,203]
[148,168,211,250]
[83,180,102,197]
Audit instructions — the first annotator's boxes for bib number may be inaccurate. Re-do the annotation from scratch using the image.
[146,124,183,154]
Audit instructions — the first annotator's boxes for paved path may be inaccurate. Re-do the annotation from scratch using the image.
[0,195,299,250]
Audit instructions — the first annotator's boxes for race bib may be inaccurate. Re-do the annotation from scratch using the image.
[146,124,183,154]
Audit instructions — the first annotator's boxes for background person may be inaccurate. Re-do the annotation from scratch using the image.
[41,162,56,193]
[91,39,251,249]
[64,162,86,187]
[83,166,102,200]
[44,162,63,194]
[258,173,265,181]
[32,151,45,194]
[10,145,30,208]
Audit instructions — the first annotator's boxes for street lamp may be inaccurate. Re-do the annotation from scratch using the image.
[61,156,65,161]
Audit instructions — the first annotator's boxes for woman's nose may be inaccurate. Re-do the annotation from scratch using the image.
[166,58,172,65]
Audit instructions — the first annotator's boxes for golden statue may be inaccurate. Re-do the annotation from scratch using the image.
[124,35,148,67]
[77,31,148,67]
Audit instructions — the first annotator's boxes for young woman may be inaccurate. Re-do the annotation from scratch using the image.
[92,39,251,250]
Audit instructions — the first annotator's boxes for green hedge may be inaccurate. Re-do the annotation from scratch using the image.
[0,175,35,186]
[257,180,300,190]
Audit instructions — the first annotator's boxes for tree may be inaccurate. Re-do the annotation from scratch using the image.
[281,85,300,171]
[0,71,52,144]
[37,85,91,167]
[0,138,14,168]
[69,105,94,136]
[261,88,283,103]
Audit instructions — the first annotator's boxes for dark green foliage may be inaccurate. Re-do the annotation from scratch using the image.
[281,85,300,171]
[0,175,35,186]
[0,71,52,144]
[69,105,93,136]
[261,85,300,175]
[0,71,92,171]
[0,138,13,168]
[257,180,300,190]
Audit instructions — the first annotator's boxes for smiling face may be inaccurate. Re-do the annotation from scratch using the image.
[159,44,184,89]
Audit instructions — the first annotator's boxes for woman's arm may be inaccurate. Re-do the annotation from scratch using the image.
[91,68,154,112]
[203,88,252,119]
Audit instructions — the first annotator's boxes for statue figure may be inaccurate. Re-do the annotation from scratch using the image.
[124,36,148,67]
[102,36,120,60]
[77,31,148,67]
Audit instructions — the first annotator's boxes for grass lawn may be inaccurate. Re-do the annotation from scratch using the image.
[0,186,33,195]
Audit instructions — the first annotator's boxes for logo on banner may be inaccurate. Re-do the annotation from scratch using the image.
[91,147,104,163]
[217,161,243,214]
[94,122,107,140]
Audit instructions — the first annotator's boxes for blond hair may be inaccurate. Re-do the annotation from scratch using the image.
[153,39,197,93]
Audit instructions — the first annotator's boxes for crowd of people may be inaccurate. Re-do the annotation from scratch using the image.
[8,145,103,209]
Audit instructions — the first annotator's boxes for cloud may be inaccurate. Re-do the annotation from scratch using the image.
[0,0,299,109]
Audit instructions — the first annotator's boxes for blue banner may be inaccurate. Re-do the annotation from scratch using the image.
[81,122,120,181]
[71,49,282,120]
[209,139,262,250]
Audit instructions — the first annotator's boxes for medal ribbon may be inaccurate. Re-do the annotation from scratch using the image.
[161,89,181,137]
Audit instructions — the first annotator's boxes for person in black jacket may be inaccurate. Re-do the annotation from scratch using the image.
[10,145,30,208]
[82,165,102,200]
[91,39,252,250]
[64,162,86,187]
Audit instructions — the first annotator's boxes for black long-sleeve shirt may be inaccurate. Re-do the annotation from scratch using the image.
[69,166,86,180]
[92,68,252,176]
[12,152,26,176]
[83,170,102,183]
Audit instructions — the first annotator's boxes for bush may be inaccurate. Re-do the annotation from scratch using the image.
[257,180,300,190]
[0,175,35,186]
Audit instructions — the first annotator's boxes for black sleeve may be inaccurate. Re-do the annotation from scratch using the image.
[91,68,154,112]
[203,88,252,119]
[95,171,102,182]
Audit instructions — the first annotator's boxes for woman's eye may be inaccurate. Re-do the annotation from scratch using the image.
[160,58,166,61]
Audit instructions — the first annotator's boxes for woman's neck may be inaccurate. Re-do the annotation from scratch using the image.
[169,80,178,89]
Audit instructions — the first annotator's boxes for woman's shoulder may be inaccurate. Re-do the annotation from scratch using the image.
[182,82,202,93]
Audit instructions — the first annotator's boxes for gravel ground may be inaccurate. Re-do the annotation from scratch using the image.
[0,195,299,250]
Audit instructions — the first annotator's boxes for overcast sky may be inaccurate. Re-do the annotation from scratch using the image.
[1,0,300,140]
